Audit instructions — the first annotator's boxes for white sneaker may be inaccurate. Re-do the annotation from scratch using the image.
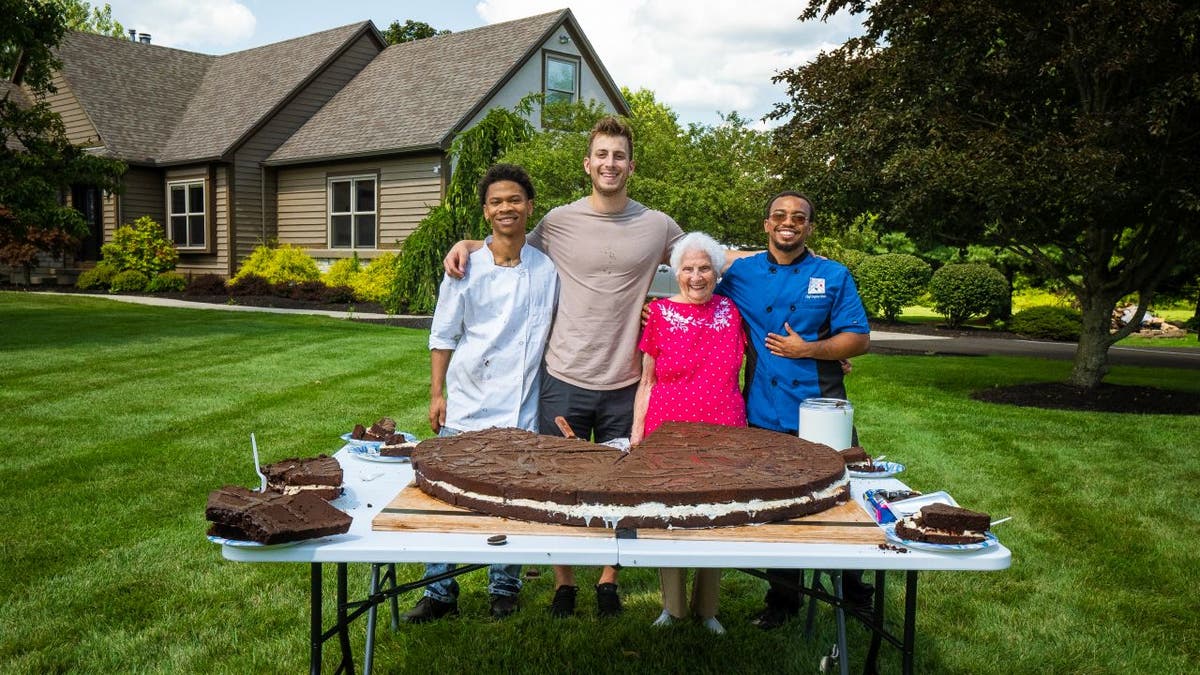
[702,616,726,635]
[652,610,676,627]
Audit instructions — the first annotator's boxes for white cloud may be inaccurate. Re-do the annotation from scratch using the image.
[476,0,864,126]
[111,0,256,51]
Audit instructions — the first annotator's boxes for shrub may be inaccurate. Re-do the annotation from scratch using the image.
[323,255,362,288]
[233,244,320,285]
[928,263,1010,328]
[853,253,932,322]
[835,248,870,274]
[1009,305,1083,342]
[146,271,187,293]
[185,274,228,296]
[100,216,178,276]
[227,273,273,297]
[352,252,401,305]
[109,269,149,293]
[76,262,118,290]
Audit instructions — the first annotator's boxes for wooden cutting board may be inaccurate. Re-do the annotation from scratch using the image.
[373,484,885,545]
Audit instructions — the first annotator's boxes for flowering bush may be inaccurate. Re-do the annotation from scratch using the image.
[100,216,178,276]
[233,244,320,285]
[352,253,400,305]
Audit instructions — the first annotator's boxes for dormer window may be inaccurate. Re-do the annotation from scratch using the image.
[544,53,579,104]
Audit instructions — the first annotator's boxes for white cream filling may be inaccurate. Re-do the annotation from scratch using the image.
[898,516,983,539]
[424,473,850,528]
[276,484,337,496]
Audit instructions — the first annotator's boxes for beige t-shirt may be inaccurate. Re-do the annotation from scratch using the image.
[527,197,684,390]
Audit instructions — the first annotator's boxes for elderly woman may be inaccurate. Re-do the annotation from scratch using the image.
[632,231,746,635]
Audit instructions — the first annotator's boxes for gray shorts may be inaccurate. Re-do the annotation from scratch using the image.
[538,369,637,443]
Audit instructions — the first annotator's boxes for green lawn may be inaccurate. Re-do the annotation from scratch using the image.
[2,292,1198,674]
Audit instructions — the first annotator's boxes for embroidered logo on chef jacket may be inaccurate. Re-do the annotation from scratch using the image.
[807,277,826,297]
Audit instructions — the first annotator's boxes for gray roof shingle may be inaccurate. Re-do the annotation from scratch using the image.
[266,10,567,165]
[55,31,211,163]
[161,22,373,163]
[53,23,373,165]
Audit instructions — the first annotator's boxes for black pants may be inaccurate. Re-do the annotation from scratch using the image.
[538,369,637,443]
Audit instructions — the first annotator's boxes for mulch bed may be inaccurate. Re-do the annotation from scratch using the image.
[971,382,1200,415]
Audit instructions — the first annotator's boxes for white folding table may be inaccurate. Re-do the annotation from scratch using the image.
[219,449,1011,674]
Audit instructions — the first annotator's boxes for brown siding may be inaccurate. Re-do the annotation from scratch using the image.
[118,166,165,230]
[275,154,444,255]
[230,33,382,269]
[45,72,100,147]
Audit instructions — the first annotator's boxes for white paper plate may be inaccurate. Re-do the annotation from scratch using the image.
[881,523,999,552]
[348,441,412,461]
[207,534,302,550]
[848,461,904,479]
[887,491,958,518]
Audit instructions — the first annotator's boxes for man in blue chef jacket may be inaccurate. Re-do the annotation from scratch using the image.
[716,190,872,629]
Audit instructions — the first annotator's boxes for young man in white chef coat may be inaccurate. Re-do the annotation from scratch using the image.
[403,163,558,623]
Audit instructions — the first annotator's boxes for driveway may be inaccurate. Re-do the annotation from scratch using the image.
[871,330,1200,370]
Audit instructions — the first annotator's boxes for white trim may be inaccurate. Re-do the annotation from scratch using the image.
[326,174,378,250]
[165,178,206,250]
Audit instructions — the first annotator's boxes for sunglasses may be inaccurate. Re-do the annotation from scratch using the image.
[768,211,810,226]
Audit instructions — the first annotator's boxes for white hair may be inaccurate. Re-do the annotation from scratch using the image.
[669,232,725,276]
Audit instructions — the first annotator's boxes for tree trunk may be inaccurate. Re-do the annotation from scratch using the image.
[1069,296,1119,389]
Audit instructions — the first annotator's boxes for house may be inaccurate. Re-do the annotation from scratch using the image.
[8,9,625,282]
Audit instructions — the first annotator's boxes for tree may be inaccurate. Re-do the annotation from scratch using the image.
[2,1,123,80]
[772,0,1200,388]
[382,19,449,45]
[1,0,125,280]
[500,89,778,247]
[391,106,534,313]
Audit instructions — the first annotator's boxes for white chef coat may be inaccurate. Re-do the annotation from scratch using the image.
[428,239,558,432]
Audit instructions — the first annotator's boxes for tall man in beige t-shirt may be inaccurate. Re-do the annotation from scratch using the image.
[445,116,683,618]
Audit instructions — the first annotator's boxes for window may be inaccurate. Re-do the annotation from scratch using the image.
[328,175,377,249]
[167,180,205,248]
[544,53,579,104]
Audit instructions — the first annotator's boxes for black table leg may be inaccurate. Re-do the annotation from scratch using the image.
[310,563,323,675]
[862,570,886,675]
[335,563,354,674]
[902,571,918,675]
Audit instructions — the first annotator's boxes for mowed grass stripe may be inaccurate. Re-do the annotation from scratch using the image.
[2,292,1198,674]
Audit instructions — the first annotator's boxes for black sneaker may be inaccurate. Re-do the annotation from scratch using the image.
[402,596,458,624]
[595,582,622,617]
[750,604,797,630]
[490,593,519,619]
[549,585,577,618]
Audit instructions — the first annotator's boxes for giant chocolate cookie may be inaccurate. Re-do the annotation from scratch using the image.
[411,421,849,529]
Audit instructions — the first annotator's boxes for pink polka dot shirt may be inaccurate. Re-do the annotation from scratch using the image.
[638,295,747,436]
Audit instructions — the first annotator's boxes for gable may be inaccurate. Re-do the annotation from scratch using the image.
[50,23,380,166]
[266,10,581,166]
[54,31,211,163]
[160,22,379,163]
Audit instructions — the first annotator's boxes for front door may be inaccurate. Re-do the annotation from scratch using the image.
[71,185,102,261]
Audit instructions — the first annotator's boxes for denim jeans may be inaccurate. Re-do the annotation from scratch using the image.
[422,425,522,601]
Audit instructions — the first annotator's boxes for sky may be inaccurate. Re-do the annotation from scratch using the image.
[101,0,865,129]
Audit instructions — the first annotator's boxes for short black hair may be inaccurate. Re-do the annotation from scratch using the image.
[478,163,535,205]
[765,190,815,222]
